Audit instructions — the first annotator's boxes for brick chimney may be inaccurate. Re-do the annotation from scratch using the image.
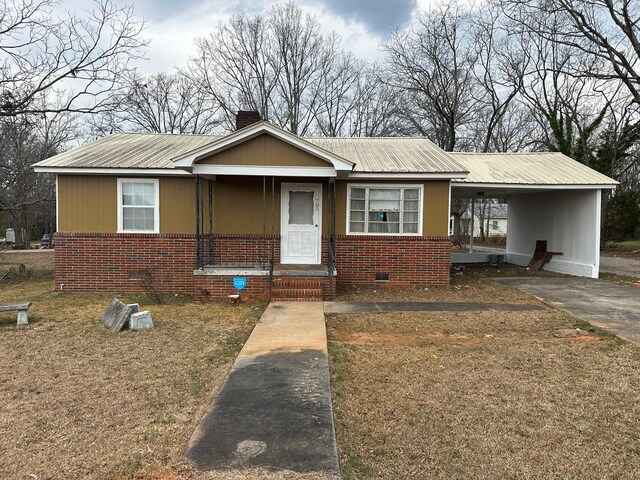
[235,110,261,130]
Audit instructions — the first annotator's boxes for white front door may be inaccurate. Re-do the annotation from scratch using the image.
[281,183,322,264]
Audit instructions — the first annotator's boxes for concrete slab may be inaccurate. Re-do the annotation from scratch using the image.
[186,302,338,475]
[324,301,544,314]
[600,256,640,278]
[101,298,132,332]
[492,277,640,342]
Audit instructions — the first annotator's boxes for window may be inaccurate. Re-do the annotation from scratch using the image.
[348,185,422,235]
[492,220,498,230]
[117,179,159,233]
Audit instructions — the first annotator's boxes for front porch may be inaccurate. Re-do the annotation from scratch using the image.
[192,173,339,300]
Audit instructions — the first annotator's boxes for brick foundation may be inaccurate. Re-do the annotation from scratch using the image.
[54,233,450,299]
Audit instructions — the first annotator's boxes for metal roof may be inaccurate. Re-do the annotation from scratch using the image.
[34,133,222,169]
[34,132,468,174]
[450,152,618,186]
[33,132,617,188]
[307,137,466,173]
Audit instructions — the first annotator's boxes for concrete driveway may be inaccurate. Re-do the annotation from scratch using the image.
[600,255,640,278]
[492,277,640,343]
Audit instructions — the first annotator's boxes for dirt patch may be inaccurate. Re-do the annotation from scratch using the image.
[0,277,267,480]
[329,280,640,479]
[333,330,490,347]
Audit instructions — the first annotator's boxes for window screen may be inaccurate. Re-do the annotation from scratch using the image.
[288,191,314,225]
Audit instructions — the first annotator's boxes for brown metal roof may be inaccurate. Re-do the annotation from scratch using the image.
[450,152,618,186]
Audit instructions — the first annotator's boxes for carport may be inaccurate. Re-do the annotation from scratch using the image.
[449,152,618,279]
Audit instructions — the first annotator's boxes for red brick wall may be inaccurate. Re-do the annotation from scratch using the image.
[333,235,451,287]
[54,233,450,297]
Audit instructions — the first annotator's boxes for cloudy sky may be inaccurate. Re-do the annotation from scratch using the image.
[102,0,431,74]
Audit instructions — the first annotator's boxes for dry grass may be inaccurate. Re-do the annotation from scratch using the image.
[0,273,268,480]
[329,282,640,479]
[337,268,539,304]
[0,250,54,279]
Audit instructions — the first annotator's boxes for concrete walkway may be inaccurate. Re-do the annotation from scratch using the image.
[600,255,640,278]
[186,302,338,475]
[492,277,640,342]
[324,301,544,314]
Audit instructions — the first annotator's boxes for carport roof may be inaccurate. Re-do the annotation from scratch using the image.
[450,152,617,187]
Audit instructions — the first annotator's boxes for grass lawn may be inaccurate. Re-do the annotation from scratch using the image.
[0,252,272,480]
[329,279,640,479]
[602,240,640,258]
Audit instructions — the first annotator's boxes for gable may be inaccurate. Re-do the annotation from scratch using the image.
[197,133,331,168]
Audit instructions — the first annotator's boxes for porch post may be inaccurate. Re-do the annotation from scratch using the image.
[329,177,336,301]
[195,174,201,268]
[208,179,213,266]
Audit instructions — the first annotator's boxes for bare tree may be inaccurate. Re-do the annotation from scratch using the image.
[0,0,146,117]
[383,3,482,151]
[313,51,364,136]
[98,71,223,134]
[501,0,640,104]
[349,67,406,137]
[0,108,78,245]
[269,2,337,135]
[470,6,523,152]
[190,12,279,129]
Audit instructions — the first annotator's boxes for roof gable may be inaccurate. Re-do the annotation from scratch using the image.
[173,121,354,173]
[198,133,331,168]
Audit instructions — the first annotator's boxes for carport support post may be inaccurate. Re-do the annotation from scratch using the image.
[470,198,475,253]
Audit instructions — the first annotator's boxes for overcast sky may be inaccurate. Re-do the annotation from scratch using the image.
[91,0,431,74]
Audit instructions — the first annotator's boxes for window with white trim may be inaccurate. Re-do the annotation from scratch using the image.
[117,178,159,233]
[348,185,422,234]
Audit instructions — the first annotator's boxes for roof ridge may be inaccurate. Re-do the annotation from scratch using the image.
[113,131,222,137]
[450,151,560,155]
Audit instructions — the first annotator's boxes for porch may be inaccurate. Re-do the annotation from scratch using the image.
[192,176,338,300]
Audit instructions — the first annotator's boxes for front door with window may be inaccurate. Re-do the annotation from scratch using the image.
[281,183,322,264]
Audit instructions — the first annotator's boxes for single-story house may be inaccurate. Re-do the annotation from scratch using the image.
[33,112,617,300]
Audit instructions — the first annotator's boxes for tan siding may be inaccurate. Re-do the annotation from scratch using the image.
[159,177,197,233]
[199,134,330,167]
[213,177,331,235]
[57,175,117,232]
[335,180,450,236]
[57,174,449,237]
[423,180,449,236]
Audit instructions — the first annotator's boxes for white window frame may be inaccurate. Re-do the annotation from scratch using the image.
[346,183,423,236]
[117,178,160,233]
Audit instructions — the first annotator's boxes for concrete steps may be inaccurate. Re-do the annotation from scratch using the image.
[271,278,323,301]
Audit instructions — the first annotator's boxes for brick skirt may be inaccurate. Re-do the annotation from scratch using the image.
[53,233,451,298]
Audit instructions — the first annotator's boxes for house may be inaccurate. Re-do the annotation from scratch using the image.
[462,203,508,238]
[33,112,618,300]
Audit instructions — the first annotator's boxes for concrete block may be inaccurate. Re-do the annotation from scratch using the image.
[102,298,133,332]
[127,303,140,314]
[17,309,28,325]
[130,310,154,331]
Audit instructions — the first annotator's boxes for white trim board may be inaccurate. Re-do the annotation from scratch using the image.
[34,167,191,176]
[348,172,467,180]
[452,182,617,190]
[192,164,336,177]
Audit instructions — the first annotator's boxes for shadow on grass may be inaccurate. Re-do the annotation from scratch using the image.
[0,314,41,330]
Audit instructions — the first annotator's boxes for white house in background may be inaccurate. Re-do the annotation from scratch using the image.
[461,203,508,237]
